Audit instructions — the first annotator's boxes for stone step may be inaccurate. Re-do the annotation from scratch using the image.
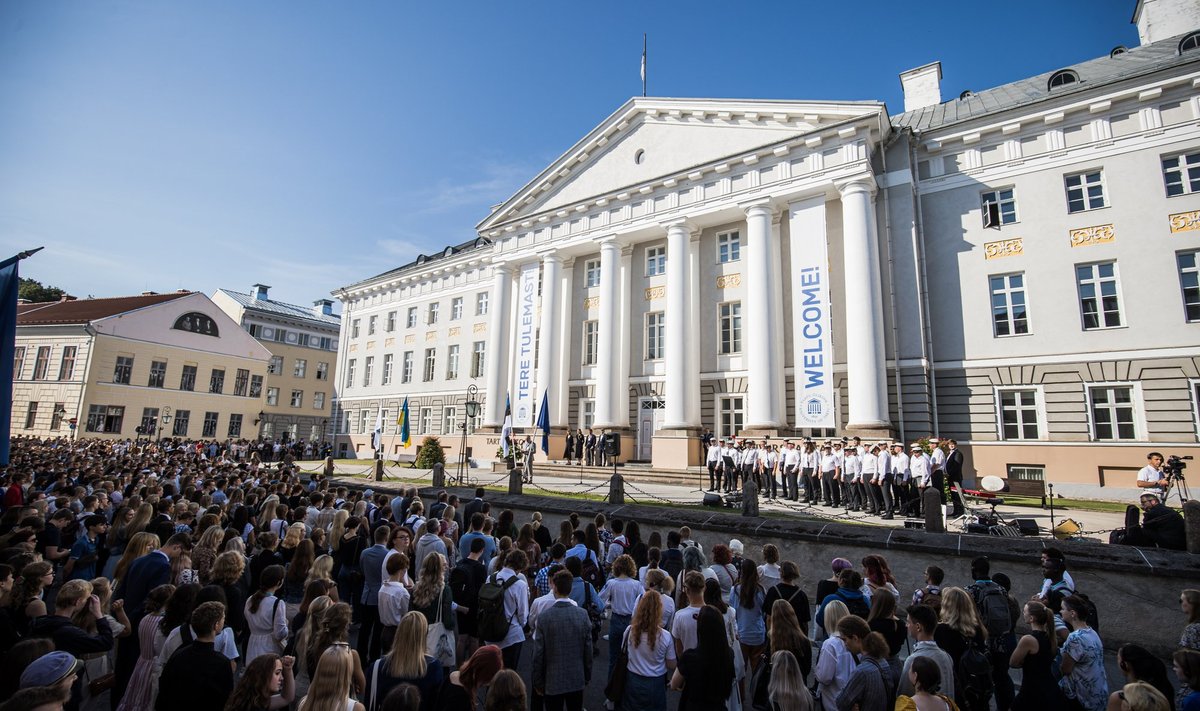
[534,462,706,487]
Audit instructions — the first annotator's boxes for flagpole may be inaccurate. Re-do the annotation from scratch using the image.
[642,33,647,97]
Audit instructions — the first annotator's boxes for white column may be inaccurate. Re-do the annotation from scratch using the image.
[662,221,695,429]
[594,238,621,428]
[687,230,702,425]
[536,253,563,425]
[744,200,785,429]
[554,258,574,426]
[838,177,891,428]
[483,262,514,427]
[616,245,633,427]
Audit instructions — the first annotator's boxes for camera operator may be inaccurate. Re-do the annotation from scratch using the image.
[1136,452,1169,496]
[1118,492,1186,551]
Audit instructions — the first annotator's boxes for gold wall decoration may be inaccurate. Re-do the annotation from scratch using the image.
[582,296,599,310]
[448,327,461,337]
[348,344,358,352]
[1169,210,1200,234]
[716,273,743,288]
[644,286,666,300]
[384,338,395,347]
[473,323,486,333]
[425,331,437,341]
[1069,223,1114,248]
[366,341,375,349]
[984,239,1023,259]
[404,334,416,344]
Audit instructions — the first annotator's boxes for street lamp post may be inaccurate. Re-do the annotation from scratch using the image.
[157,406,172,441]
[458,384,480,485]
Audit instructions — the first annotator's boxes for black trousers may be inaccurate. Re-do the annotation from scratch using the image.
[542,690,584,711]
[801,468,816,502]
[708,462,719,490]
[502,641,523,671]
[784,466,799,501]
[357,603,384,663]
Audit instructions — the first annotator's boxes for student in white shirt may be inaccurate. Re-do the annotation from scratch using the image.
[493,549,530,671]
[1136,452,1167,496]
[706,441,723,492]
[783,441,802,502]
[670,570,707,657]
[600,555,644,678]
[842,449,863,511]
[819,445,841,507]
[876,444,894,520]
[619,590,677,711]
[377,553,410,650]
[909,444,933,515]
[861,444,880,514]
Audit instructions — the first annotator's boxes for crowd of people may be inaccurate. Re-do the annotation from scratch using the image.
[0,436,1196,711]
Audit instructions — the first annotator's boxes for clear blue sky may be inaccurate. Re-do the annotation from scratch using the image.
[0,0,1138,309]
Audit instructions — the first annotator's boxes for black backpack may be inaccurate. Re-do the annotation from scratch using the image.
[660,548,684,581]
[838,590,870,620]
[971,581,1011,640]
[581,553,605,589]
[957,637,994,709]
[476,572,518,642]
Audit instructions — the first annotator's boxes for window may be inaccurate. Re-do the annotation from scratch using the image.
[989,273,1029,336]
[581,400,595,429]
[228,413,243,438]
[316,362,329,380]
[402,352,414,383]
[268,356,283,374]
[1164,150,1200,197]
[471,341,485,378]
[1181,32,1200,53]
[1065,170,1106,212]
[718,231,741,263]
[86,405,124,433]
[451,297,463,321]
[363,356,374,387]
[114,356,133,384]
[447,344,460,379]
[368,315,377,336]
[273,328,288,344]
[295,333,310,347]
[172,410,190,437]
[351,319,360,338]
[981,188,1018,227]
[998,389,1040,440]
[359,410,369,434]
[1047,69,1078,90]
[407,307,418,328]
[1179,251,1200,322]
[646,245,666,276]
[24,402,37,429]
[645,312,664,360]
[139,408,159,436]
[428,302,440,325]
[202,412,218,438]
[382,354,394,386]
[424,348,436,381]
[142,359,164,388]
[719,396,745,439]
[313,392,326,410]
[582,321,598,366]
[266,387,279,406]
[234,368,250,396]
[180,365,197,392]
[12,347,25,379]
[58,346,76,381]
[386,311,397,332]
[249,374,263,398]
[319,336,334,350]
[291,390,304,408]
[584,260,601,288]
[209,368,225,394]
[419,406,433,434]
[476,292,489,316]
[1007,465,1045,484]
[443,406,456,435]
[345,359,356,388]
[294,359,307,378]
[1076,262,1122,329]
[50,403,64,431]
[1089,385,1136,440]
[720,302,742,354]
[31,346,50,380]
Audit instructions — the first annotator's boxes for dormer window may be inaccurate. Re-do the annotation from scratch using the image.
[1048,70,1079,91]
[959,90,975,100]
[1109,46,1128,58]
[1181,32,1200,54]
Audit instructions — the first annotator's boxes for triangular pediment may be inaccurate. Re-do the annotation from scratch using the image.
[478,97,886,231]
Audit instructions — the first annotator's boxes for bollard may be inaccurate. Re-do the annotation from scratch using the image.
[1185,500,1200,554]
[374,458,384,483]
[608,473,625,505]
[324,456,335,478]
[432,463,446,488]
[923,487,946,533]
[508,468,523,496]
[742,477,759,517]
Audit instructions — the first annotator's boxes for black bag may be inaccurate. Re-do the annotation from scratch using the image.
[581,553,605,589]
[749,652,772,711]
[957,637,994,709]
[604,632,629,702]
[476,572,518,642]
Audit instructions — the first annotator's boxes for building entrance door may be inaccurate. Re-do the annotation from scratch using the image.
[637,398,665,460]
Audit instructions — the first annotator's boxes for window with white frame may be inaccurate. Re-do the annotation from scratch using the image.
[419,406,433,434]
[1007,465,1045,484]
[386,311,396,332]
[646,245,666,276]
[351,319,360,338]
[998,388,1040,440]
[423,348,436,381]
[266,387,279,406]
[290,390,304,408]
[1162,150,1200,197]
[12,347,24,380]
[720,302,742,354]
[645,312,664,360]
[316,362,329,380]
[1076,262,1123,329]
[471,341,485,378]
[345,359,356,388]
[719,396,745,439]
[363,356,373,387]
[359,410,369,434]
[1192,380,1200,440]
[313,392,325,410]
[584,259,601,288]
[447,345,460,379]
[476,292,489,316]
[1178,250,1200,322]
[1065,170,1106,213]
[267,355,282,375]
[407,307,418,328]
[57,347,76,381]
[402,351,413,383]
[382,354,394,385]
[368,315,377,335]
[981,188,1018,227]
[989,273,1029,336]
[581,399,595,429]
[451,297,463,321]
[31,347,50,381]
[443,406,456,435]
[717,230,741,263]
[294,358,307,378]
[427,302,440,325]
[582,321,598,366]
[1088,385,1136,440]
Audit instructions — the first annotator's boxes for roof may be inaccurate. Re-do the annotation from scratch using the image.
[892,32,1200,133]
[17,292,192,326]
[218,289,341,326]
[340,235,493,292]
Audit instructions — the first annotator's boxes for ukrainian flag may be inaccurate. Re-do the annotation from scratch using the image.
[397,397,411,448]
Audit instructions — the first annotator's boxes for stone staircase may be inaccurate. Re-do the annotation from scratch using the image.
[532,461,706,487]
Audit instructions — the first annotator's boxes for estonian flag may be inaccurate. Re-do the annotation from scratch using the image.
[398,397,411,448]
[536,389,550,455]
[501,395,512,458]
[0,254,19,466]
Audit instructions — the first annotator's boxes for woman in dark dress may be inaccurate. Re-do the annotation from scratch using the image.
[670,605,735,711]
[866,589,906,688]
[1009,601,1065,710]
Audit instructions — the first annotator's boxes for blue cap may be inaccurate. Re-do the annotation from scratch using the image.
[20,651,80,688]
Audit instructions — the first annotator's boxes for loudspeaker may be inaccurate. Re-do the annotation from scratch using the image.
[702,492,723,507]
[965,522,991,535]
[603,432,621,457]
[1009,518,1040,536]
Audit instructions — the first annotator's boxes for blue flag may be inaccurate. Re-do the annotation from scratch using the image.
[501,395,512,457]
[398,397,411,448]
[536,389,550,455]
[0,255,20,466]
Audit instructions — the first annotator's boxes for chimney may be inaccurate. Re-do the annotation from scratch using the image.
[1132,0,1200,46]
[313,299,334,317]
[59,294,77,302]
[252,284,271,301]
[899,61,943,112]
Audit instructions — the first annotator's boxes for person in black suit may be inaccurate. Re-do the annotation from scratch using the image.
[945,439,965,517]
[462,487,486,523]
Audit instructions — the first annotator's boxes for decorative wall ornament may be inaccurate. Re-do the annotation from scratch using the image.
[425,331,437,341]
[384,338,395,347]
[644,286,666,300]
[582,296,599,310]
[366,341,375,349]
[1169,210,1200,234]
[983,238,1024,259]
[448,327,461,336]
[473,323,486,333]
[1069,223,1115,248]
[716,273,743,288]
[404,334,416,344]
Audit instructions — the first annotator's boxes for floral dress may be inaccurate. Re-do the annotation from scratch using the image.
[116,613,165,711]
[1059,627,1108,711]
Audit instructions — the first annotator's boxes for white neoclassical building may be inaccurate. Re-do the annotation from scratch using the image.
[334,2,1200,498]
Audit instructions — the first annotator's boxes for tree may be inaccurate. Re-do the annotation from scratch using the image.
[18,278,65,303]
[415,436,446,469]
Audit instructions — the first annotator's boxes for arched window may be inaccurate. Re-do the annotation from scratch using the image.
[1109,45,1128,58]
[1180,32,1200,54]
[959,90,975,99]
[1047,70,1079,91]
[634,149,646,165]
[173,312,219,337]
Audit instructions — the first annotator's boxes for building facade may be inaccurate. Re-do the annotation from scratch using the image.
[334,5,1200,498]
[13,292,271,441]
[213,285,340,445]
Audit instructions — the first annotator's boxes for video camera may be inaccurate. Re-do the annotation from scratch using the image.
[1164,454,1192,481]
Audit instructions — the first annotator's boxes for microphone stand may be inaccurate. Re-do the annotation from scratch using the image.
[1048,482,1057,534]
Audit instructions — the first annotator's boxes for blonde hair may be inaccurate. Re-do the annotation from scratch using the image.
[306,555,335,587]
[411,553,446,609]
[386,611,429,679]
[940,587,985,639]
[329,511,350,551]
[211,551,246,586]
[767,650,814,711]
[197,524,225,552]
[644,569,674,596]
[822,599,849,635]
[114,531,160,586]
[629,590,662,651]
[300,645,355,711]
[1121,681,1170,711]
[257,495,280,530]
[283,523,306,549]
[296,595,333,665]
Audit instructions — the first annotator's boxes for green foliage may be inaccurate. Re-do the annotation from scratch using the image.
[18,278,65,303]
[415,436,446,468]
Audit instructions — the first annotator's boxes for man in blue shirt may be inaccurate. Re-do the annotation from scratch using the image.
[357,524,391,662]
[564,530,598,568]
[66,515,107,581]
[458,512,497,567]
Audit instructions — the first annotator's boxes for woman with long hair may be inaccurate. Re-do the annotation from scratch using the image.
[1107,645,1173,711]
[192,524,225,584]
[483,669,526,711]
[709,545,737,598]
[410,553,455,648]
[619,590,676,711]
[307,554,336,588]
[813,601,853,711]
[1059,595,1108,711]
[601,554,644,680]
[1009,601,1063,710]
[225,653,296,711]
[834,628,891,711]
[731,557,767,675]
[299,644,364,711]
[306,603,365,694]
[280,522,307,563]
[210,550,249,641]
[704,576,745,696]
[670,605,734,711]
[101,505,137,578]
[933,586,986,699]
[860,555,899,599]
[1173,648,1200,710]
[515,524,540,569]
[865,589,903,687]
[644,569,675,628]
[438,644,503,711]
[128,502,156,538]
[556,520,574,550]
[767,650,815,711]
[113,531,161,588]
[283,539,316,613]
[894,656,958,711]
[246,564,289,665]
[333,516,367,613]
[768,599,812,682]
[1117,682,1170,711]
[294,595,333,674]
[365,611,443,711]
[116,584,175,711]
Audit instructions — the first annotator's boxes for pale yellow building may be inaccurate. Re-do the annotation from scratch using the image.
[13,291,271,440]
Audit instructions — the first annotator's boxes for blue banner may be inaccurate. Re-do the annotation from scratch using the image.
[536,389,550,455]
[0,255,20,465]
